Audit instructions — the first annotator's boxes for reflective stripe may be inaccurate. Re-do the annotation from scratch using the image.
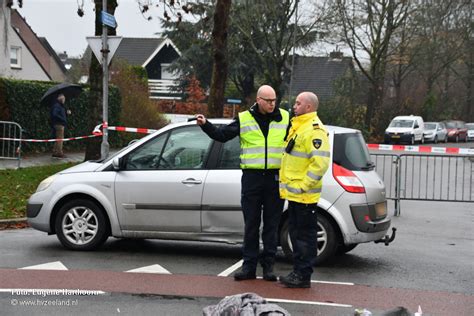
[307,171,322,181]
[240,125,260,133]
[288,150,330,159]
[268,147,284,154]
[270,124,288,129]
[310,150,330,158]
[241,158,281,165]
[280,183,322,194]
[242,147,264,155]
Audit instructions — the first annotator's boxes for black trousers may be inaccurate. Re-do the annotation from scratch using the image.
[240,170,284,271]
[287,201,318,280]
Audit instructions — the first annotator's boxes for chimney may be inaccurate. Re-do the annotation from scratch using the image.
[329,51,343,60]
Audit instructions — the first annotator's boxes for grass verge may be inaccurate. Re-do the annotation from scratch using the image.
[0,163,77,220]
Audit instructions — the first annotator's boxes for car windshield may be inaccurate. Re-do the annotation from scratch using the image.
[466,123,474,130]
[424,123,436,130]
[445,122,457,128]
[389,120,413,128]
[333,132,373,171]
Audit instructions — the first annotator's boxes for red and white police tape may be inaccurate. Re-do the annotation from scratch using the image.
[2,123,474,155]
[367,143,474,155]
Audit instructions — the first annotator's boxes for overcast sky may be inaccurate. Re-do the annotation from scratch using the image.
[16,0,166,57]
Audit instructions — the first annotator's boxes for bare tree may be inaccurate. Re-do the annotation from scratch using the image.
[333,0,410,135]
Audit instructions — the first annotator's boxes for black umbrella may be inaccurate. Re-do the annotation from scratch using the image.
[40,83,82,106]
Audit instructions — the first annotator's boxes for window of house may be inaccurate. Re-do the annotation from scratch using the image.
[161,63,174,80]
[10,47,21,68]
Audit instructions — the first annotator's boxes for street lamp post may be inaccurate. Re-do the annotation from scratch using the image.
[101,0,110,160]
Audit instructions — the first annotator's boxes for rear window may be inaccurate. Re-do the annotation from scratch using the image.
[445,122,457,128]
[333,133,373,171]
[466,123,474,130]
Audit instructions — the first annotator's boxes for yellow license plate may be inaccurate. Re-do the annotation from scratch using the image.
[391,135,400,138]
[375,202,387,218]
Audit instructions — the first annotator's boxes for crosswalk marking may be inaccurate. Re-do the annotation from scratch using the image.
[217,259,243,277]
[19,261,68,270]
[126,264,171,274]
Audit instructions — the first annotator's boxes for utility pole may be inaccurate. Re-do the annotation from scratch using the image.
[288,0,299,109]
[101,0,109,159]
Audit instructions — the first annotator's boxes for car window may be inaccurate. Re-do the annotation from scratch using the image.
[217,136,240,169]
[389,120,413,128]
[333,132,373,171]
[424,123,436,130]
[125,126,213,170]
[445,122,456,128]
[466,123,474,130]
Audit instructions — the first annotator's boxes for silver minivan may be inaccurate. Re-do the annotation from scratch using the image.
[27,120,394,264]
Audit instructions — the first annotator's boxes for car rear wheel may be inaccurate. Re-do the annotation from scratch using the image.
[280,213,338,265]
[55,199,109,250]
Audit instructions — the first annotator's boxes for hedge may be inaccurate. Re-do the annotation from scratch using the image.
[0,78,122,154]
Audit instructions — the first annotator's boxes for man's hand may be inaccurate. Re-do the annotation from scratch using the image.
[66,110,72,115]
[196,114,206,126]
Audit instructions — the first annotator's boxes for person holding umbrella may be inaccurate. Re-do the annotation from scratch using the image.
[50,93,69,158]
[41,83,82,159]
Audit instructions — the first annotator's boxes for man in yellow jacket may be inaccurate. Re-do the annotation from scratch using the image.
[279,92,330,288]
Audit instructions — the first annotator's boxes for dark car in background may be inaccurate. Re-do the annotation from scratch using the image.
[443,120,468,142]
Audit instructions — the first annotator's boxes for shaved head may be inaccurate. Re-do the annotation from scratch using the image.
[256,85,277,115]
[299,92,319,111]
[293,92,319,116]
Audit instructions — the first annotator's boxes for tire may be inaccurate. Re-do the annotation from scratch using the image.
[445,135,448,143]
[280,213,338,265]
[455,135,459,143]
[420,135,425,144]
[434,136,438,144]
[336,243,358,255]
[410,135,415,145]
[54,199,109,250]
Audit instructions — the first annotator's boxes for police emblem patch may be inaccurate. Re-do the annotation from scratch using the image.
[312,139,322,149]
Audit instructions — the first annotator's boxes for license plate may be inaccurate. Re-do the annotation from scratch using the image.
[375,202,387,218]
[391,135,400,139]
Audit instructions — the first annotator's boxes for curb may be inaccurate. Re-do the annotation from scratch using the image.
[0,217,29,229]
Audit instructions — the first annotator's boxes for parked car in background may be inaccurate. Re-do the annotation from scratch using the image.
[444,120,468,142]
[27,120,394,265]
[466,123,474,142]
[384,115,425,145]
[423,122,448,143]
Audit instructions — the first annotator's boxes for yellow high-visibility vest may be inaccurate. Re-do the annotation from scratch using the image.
[279,112,330,204]
[239,109,289,169]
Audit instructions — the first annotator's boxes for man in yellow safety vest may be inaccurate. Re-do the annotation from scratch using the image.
[195,85,289,282]
[279,91,330,288]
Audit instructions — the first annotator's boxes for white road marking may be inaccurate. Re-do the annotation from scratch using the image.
[217,260,243,277]
[126,264,171,274]
[266,297,352,308]
[19,261,68,270]
[256,276,354,286]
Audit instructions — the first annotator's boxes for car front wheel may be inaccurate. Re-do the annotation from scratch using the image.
[55,199,109,250]
[280,213,338,265]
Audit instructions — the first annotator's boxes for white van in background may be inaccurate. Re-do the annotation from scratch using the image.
[384,115,425,145]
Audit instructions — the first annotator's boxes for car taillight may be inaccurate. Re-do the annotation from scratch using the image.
[332,163,365,193]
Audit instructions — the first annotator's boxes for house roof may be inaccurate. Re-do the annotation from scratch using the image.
[11,10,66,80]
[289,54,354,100]
[112,37,181,67]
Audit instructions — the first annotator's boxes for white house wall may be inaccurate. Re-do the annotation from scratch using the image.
[0,3,49,81]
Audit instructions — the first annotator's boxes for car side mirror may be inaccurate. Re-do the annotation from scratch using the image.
[112,157,122,171]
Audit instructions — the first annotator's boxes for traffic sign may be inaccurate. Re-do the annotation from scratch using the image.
[87,36,122,66]
[101,11,117,28]
[226,98,242,104]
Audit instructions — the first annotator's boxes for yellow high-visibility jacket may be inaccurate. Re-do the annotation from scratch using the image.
[239,109,289,169]
[279,112,330,204]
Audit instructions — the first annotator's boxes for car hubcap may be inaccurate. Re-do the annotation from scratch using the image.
[287,222,327,256]
[62,207,98,245]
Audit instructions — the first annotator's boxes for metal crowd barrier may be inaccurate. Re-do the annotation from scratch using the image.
[371,153,473,216]
[0,121,22,168]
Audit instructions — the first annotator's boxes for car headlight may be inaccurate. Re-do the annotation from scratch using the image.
[36,175,57,192]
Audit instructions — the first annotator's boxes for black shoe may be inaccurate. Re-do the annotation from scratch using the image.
[234,269,256,281]
[260,257,277,282]
[279,272,311,288]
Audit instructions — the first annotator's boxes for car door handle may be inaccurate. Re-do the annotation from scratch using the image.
[181,178,202,185]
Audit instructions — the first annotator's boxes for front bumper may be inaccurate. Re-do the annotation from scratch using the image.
[384,133,412,143]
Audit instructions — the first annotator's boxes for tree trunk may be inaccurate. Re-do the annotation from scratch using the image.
[84,0,117,161]
[208,0,231,117]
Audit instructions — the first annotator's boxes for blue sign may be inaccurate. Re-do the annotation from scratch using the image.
[226,98,242,104]
[101,11,117,28]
